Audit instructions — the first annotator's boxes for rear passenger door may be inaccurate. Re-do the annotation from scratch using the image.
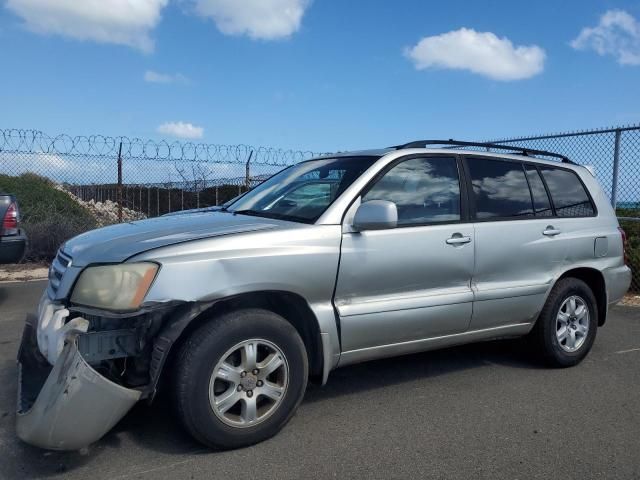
[535,165,598,270]
[465,156,564,330]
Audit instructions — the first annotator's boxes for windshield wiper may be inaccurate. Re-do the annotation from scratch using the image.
[232,209,263,217]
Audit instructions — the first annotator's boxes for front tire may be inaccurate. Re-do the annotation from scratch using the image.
[530,278,598,367]
[174,309,308,449]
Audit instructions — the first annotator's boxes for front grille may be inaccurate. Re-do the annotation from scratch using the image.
[49,250,72,296]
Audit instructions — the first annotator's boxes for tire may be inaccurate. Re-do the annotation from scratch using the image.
[529,278,598,367]
[174,308,308,449]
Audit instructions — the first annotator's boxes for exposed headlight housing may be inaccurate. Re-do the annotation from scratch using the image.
[71,262,159,311]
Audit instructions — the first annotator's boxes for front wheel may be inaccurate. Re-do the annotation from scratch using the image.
[174,309,308,449]
[529,278,598,367]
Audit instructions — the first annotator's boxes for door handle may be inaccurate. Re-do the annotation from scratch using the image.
[446,235,472,245]
[543,226,561,237]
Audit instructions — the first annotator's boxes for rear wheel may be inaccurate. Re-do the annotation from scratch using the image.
[529,278,598,367]
[174,309,308,449]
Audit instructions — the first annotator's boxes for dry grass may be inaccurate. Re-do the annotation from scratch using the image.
[0,263,49,282]
[621,294,640,307]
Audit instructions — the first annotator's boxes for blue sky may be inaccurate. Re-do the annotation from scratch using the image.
[1,0,640,152]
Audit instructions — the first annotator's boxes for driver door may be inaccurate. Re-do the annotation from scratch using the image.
[334,155,475,361]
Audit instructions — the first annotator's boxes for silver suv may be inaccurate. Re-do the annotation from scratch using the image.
[16,141,632,451]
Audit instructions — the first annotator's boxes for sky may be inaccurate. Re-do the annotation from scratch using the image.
[1,0,640,152]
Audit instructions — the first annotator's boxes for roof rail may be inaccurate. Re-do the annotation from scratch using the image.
[393,139,575,164]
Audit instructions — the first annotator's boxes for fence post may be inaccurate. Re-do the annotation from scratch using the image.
[245,150,254,190]
[117,141,123,223]
[611,129,621,208]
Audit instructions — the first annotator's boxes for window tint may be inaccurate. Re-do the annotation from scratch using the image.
[540,167,595,217]
[525,166,553,217]
[363,157,460,226]
[467,158,534,219]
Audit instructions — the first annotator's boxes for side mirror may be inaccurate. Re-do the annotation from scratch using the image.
[352,200,398,231]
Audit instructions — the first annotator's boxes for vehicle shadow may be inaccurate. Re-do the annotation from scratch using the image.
[1,337,542,478]
[304,337,543,404]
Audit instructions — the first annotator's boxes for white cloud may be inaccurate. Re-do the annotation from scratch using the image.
[571,10,640,66]
[157,122,204,140]
[191,0,310,40]
[144,70,190,84]
[404,28,545,81]
[5,0,168,52]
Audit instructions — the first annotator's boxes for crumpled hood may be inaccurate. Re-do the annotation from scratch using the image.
[63,212,286,266]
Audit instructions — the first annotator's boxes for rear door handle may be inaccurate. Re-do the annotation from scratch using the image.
[446,235,472,245]
[543,226,561,237]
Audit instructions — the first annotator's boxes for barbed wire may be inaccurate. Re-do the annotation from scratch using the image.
[0,128,326,166]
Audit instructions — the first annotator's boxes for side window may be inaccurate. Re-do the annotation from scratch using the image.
[363,156,461,226]
[540,167,595,217]
[467,158,534,219]
[524,166,553,217]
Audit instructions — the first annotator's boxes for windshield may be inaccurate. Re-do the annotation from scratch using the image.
[227,156,378,223]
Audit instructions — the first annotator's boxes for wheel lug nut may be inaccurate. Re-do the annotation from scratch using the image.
[257,380,263,387]
[237,385,243,392]
[246,390,253,398]
[252,369,259,375]
[240,371,247,378]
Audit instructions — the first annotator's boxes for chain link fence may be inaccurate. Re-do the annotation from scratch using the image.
[0,129,324,261]
[0,126,638,292]
[0,129,324,219]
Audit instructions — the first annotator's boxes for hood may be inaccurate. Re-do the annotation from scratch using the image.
[63,211,289,266]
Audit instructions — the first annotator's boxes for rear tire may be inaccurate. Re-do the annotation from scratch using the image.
[529,278,598,367]
[174,308,308,449]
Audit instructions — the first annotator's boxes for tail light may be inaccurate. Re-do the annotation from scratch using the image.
[2,202,19,236]
[618,226,629,266]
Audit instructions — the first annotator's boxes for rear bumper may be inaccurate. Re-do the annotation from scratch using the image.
[603,265,633,305]
[0,231,26,264]
[16,315,141,451]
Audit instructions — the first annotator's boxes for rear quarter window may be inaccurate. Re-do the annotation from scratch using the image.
[539,167,595,217]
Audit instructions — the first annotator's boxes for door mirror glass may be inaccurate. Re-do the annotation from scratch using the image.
[353,200,398,231]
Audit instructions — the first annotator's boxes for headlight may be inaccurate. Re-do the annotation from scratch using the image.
[71,262,159,311]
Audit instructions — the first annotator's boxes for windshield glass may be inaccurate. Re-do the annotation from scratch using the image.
[228,156,378,223]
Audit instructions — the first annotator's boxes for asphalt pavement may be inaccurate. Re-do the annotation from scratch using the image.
[1,280,639,480]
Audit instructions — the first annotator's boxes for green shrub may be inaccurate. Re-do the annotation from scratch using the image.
[0,173,97,261]
[617,209,640,293]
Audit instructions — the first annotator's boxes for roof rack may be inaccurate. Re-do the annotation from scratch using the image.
[393,139,575,164]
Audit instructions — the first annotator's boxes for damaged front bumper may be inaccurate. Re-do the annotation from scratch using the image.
[16,315,142,451]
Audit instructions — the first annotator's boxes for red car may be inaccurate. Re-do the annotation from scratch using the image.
[0,193,27,264]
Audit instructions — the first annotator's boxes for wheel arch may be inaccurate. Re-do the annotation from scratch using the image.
[151,290,326,399]
[555,267,607,326]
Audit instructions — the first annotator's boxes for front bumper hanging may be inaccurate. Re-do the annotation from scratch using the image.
[16,315,141,451]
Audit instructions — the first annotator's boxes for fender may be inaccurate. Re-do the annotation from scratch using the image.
[146,292,341,399]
